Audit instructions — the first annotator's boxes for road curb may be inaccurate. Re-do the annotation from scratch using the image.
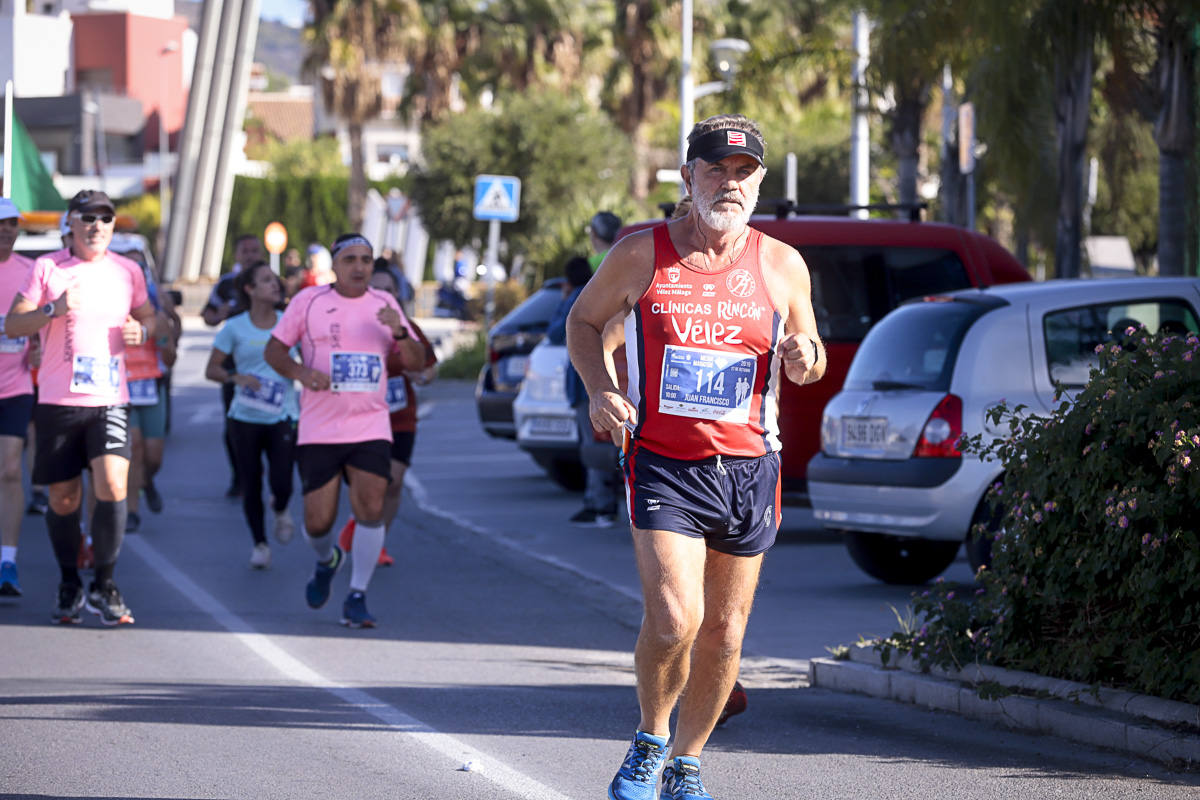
[809,648,1200,769]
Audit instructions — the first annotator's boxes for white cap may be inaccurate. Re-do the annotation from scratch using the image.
[59,211,70,235]
[0,197,20,221]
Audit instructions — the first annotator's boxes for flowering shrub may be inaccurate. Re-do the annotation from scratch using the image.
[875,328,1200,704]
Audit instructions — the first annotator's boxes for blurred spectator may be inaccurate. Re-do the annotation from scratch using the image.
[586,211,622,271]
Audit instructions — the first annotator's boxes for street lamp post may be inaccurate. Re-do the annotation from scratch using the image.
[159,41,179,242]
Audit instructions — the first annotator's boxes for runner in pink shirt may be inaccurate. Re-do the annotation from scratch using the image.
[265,232,424,627]
[5,190,158,627]
[0,198,36,598]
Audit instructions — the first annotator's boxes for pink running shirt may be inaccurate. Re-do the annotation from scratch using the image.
[0,253,35,400]
[271,284,416,445]
[19,250,149,407]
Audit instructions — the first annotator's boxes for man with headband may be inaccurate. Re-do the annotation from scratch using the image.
[264,232,425,628]
[566,114,826,800]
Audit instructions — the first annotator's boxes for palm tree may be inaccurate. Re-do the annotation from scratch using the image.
[1150,4,1197,276]
[306,0,406,229]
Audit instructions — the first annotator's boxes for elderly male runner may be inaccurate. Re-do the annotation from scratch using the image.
[567,114,826,800]
[264,232,425,627]
[7,190,157,626]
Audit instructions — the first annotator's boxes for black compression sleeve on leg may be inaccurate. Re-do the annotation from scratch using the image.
[45,507,83,585]
[90,499,127,572]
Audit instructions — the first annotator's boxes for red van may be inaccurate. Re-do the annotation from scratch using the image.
[615,212,1031,502]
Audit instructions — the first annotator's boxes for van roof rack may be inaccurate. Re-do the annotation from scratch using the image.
[771,200,928,222]
[656,200,929,222]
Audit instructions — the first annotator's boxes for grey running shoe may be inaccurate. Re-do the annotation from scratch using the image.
[85,581,135,626]
[52,582,85,624]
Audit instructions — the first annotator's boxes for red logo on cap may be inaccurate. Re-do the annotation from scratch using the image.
[727,131,747,147]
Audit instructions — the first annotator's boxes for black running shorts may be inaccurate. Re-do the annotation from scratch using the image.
[33,403,131,485]
[390,430,416,466]
[0,393,34,439]
[296,439,392,495]
[623,444,781,557]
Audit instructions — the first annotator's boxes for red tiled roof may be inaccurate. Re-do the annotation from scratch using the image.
[246,92,314,142]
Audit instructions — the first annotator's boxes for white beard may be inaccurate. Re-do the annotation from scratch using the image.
[694,181,759,232]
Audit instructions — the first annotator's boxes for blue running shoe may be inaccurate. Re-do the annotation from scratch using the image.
[660,756,712,800]
[305,546,343,609]
[609,730,669,800]
[341,590,377,628]
[0,561,20,596]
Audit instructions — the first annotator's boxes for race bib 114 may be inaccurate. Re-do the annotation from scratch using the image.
[658,344,756,423]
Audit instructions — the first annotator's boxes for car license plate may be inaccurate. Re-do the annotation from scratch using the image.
[527,416,575,438]
[505,355,529,381]
[842,417,887,449]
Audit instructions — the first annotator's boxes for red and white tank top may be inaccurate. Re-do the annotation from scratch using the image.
[624,224,783,460]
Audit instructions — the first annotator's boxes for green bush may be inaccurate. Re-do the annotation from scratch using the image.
[876,328,1200,703]
[437,331,488,380]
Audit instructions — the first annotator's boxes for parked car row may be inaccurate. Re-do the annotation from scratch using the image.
[475,214,1200,588]
[808,277,1200,584]
[478,210,1033,497]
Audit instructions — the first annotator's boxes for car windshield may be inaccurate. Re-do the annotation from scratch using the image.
[800,245,972,343]
[492,282,564,334]
[843,299,993,392]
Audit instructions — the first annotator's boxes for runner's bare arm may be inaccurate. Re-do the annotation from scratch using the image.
[204,347,261,391]
[763,239,826,386]
[122,301,158,345]
[4,293,61,337]
[376,304,426,370]
[265,335,329,391]
[566,231,653,434]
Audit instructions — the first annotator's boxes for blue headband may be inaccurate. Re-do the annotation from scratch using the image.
[330,235,372,259]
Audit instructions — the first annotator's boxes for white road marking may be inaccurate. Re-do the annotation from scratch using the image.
[186,404,225,425]
[404,472,642,605]
[126,536,572,800]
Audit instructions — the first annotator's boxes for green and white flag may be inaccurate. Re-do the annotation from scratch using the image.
[3,94,66,211]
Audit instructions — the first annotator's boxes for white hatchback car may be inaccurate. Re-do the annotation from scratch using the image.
[808,277,1200,584]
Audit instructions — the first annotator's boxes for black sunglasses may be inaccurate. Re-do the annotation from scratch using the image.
[78,213,114,224]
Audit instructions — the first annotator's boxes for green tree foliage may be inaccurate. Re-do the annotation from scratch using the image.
[876,328,1200,704]
[224,174,352,268]
[305,0,406,228]
[251,135,349,179]
[406,91,633,284]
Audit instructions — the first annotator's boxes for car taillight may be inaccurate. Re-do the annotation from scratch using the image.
[913,394,963,458]
[488,346,500,363]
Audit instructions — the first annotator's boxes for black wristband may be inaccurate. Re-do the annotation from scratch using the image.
[393,327,409,340]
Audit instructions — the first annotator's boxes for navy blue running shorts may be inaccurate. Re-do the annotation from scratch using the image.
[296,439,392,495]
[623,443,781,557]
[0,393,34,438]
[33,403,131,485]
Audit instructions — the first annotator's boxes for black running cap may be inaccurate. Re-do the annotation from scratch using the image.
[685,128,764,167]
[68,189,115,214]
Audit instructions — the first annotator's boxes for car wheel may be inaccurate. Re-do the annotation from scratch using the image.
[531,453,586,492]
[843,531,962,585]
[964,491,1003,574]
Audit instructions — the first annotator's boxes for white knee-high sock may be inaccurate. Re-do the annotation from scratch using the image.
[306,528,336,563]
[349,522,385,593]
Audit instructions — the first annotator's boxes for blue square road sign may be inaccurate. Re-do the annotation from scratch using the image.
[473,174,521,223]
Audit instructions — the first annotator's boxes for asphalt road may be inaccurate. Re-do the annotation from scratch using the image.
[1,319,1196,799]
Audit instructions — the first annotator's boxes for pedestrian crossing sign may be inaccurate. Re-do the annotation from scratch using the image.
[473,174,521,222]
